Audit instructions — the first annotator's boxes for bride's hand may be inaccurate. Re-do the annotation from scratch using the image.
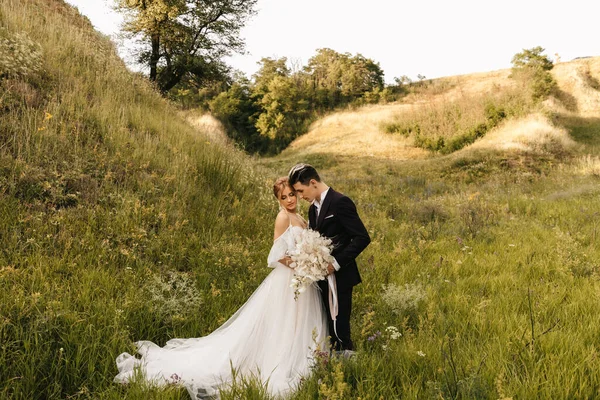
[279,256,294,268]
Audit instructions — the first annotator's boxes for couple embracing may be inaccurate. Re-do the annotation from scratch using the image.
[115,164,371,399]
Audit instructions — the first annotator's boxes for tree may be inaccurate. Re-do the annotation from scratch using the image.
[303,48,384,108]
[209,78,263,150]
[511,46,556,101]
[511,46,554,71]
[252,57,290,97]
[116,0,257,93]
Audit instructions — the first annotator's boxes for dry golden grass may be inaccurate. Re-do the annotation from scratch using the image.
[285,104,429,160]
[468,113,577,153]
[285,69,520,160]
[570,154,600,176]
[550,57,600,117]
[183,111,231,145]
[434,69,518,102]
[287,57,600,160]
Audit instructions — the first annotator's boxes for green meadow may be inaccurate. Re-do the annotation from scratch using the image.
[3,0,600,399]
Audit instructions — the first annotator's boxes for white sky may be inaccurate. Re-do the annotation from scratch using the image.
[66,0,599,83]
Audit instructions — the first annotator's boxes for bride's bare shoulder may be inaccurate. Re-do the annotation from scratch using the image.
[273,211,290,240]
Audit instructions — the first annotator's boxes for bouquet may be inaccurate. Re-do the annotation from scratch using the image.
[288,229,334,300]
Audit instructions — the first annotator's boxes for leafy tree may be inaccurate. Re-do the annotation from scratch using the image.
[511,46,554,71]
[209,78,263,151]
[116,0,257,93]
[252,57,290,97]
[303,48,384,108]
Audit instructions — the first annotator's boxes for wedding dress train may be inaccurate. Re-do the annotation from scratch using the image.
[114,225,328,399]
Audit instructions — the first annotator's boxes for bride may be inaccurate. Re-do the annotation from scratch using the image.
[114,177,328,399]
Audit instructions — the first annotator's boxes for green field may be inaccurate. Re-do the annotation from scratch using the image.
[2,0,600,399]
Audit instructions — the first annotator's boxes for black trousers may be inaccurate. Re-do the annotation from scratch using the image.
[319,280,353,351]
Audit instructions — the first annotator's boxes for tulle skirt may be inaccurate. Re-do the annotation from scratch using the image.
[114,264,328,399]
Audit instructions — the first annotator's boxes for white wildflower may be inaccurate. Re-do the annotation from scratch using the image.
[385,326,402,340]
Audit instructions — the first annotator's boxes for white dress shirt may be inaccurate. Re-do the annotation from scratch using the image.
[313,187,329,217]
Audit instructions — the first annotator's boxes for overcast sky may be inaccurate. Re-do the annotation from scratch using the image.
[65,0,599,83]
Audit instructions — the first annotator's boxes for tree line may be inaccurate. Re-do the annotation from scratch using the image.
[202,49,398,153]
[115,0,406,154]
[115,1,556,154]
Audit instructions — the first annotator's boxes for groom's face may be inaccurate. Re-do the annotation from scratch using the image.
[292,180,319,203]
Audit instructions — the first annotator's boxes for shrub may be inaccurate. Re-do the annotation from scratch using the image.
[382,283,427,323]
[459,198,496,238]
[143,270,203,323]
[0,30,43,79]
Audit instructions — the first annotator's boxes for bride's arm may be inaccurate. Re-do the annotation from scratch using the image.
[267,212,294,268]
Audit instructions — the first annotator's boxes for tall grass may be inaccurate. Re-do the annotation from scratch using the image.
[261,148,600,399]
[4,1,600,399]
[1,0,274,398]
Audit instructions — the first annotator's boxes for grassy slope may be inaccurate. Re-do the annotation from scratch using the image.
[0,0,275,398]
[4,0,600,398]
[260,59,600,399]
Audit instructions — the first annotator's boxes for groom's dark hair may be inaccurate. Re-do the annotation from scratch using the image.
[288,163,321,186]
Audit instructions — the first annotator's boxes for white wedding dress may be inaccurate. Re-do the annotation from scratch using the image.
[114,224,328,399]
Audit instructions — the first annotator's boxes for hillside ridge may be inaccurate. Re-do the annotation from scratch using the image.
[283,56,600,160]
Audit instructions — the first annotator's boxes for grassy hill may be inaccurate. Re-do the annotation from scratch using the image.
[284,57,600,160]
[1,0,275,398]
[3,0,600,399]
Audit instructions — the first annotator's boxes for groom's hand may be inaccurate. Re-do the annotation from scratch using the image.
[327,263,335,275]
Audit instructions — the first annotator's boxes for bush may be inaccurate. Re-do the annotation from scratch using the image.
[0,30,43,79]
[382,283,427,324]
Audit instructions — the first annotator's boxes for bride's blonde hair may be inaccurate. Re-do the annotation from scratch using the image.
[273,176,291,199]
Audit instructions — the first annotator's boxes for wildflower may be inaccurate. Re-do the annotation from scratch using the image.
[417,351,426,357]
[367,331,382,342]
[385,326,402,340]
[468,192,480,201]
[210,282,221,297]
[44,112,53,120]
[381,284,427,315]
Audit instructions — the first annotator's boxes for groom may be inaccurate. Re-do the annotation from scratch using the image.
[289,163,370,352]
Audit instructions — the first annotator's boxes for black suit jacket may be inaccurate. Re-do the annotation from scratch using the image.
[309,188,370,290]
